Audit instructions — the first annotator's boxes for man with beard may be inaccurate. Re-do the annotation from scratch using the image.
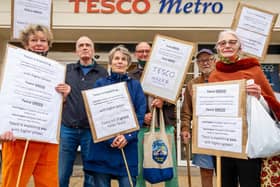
[181,48,216,187]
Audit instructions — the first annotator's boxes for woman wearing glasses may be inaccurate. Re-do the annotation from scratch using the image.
[208,29,280,187]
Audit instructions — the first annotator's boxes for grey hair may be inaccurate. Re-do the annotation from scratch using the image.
[75,36,94,50]
[215,29,242,49]
[108,45,132,65]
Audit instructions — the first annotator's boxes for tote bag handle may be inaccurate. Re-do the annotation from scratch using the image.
[150,107,166,134]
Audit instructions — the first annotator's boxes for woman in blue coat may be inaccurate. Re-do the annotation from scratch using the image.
[84,45,146,187]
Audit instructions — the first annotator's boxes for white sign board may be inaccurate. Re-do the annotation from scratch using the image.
[0,45,65,143]
[232,3,278,59]
[82,82,139,143]
[141,34,195,104]
[198,116,242,153]
[11,0,52,39]
[192,80,247,159]
[195,83,240,117]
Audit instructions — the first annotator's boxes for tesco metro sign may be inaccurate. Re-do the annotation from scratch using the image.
[69,0,224,14]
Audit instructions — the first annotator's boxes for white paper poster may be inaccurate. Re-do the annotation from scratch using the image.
[0,45,65,143]
[12,0,52,39]
[232,3,278,59]
[83,82,139,142]
[196,83,240,117]
[238,7,273,35]
[198,116,242,153]
[141,35,194,103]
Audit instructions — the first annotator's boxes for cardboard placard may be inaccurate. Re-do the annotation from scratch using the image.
[141,34,195,104]
[192,80,247,159]
[11,0,53,40]
[82,82,140,143]
[0,44,65,143]
[231,2,278,60]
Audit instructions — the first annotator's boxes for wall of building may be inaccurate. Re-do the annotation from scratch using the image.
[0,0,279,166]
[0,0,280,62]
[1,0,280,42]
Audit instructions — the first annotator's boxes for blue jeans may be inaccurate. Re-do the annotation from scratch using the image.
[86,171,136,187]
[59,125,92,187]
[192,154,215,169]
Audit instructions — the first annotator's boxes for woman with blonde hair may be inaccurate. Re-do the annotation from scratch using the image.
[1,24,70,187]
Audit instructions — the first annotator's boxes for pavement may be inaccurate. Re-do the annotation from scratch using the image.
[0,165,216,187]
[0,153,216,187]
[7,165,208,187]
[67,165,216,187]
[24,165,215,187]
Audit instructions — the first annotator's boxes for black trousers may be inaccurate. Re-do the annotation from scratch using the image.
[221,157,261,187]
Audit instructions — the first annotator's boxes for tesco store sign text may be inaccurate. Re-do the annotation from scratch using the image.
[69,0,224,14]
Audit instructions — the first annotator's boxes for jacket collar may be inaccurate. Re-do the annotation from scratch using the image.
[108,71,130,81]
[216,57,260,73]
[73,59,100,72]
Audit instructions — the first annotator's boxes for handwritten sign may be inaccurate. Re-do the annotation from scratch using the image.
[0,45,65,143]
[141,34,195,104]
[231,3,278,59]
[192,80,247,159]
[82,82,139,143]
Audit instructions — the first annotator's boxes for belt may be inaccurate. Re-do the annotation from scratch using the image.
[63,124,89,129]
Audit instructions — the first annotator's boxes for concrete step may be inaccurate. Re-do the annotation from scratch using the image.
[68,165,215,187]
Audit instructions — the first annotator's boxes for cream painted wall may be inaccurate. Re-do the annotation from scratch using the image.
[0,0,279,29]
[0,1,279,167]
[0,0,279,63]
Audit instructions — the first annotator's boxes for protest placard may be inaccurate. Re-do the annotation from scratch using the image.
[231,3,278,59]
[0,44,65,143]
[192,80,247,159]
[141,34,195,104]
[11,0,53,39]
[82,82,139,143]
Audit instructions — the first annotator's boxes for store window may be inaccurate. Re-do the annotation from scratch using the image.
[261,64,280,92]
[261,45,280,93]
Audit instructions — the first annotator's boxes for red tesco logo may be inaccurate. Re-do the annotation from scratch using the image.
[69,0,151,14]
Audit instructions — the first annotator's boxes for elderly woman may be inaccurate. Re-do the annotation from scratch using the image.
[84,45,146,187]
[1,25,70,187]
[209,29,280,187]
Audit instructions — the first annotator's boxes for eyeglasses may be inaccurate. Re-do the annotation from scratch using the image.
[217,40,238,47]
[136,49,150,54]
[197,56,215,64]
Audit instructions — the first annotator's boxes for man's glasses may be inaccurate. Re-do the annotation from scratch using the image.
[197,56,215,64]
[136,49,150,54]
[217,40,238,47]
